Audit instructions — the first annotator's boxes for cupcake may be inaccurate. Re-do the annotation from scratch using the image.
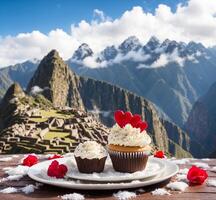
[108,110,151,173]
[74,141,107,173]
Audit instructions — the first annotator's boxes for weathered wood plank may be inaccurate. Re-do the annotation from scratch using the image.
[1,191,216,200]
[0,155,216,199]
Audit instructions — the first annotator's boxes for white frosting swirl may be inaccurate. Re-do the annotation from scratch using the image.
[74,141,107,159]
[108,124,151,147]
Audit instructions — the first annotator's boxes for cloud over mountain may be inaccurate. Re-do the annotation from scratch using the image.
[1,0,216,67]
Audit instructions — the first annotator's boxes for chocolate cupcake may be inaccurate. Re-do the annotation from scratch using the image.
[108,110,152,173]
[74,141,107,173]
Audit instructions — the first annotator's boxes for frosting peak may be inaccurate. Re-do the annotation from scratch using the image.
[74,141,107,159]
[108,124,151,147]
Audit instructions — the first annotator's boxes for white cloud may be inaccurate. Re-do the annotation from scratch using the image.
[187,54,197,62]
[185,50,204,63]
[137,63,151,69]
[82,56,102,68]
[93,9,111,22]
[0,0,216,67]
[113,50,150,63]
[151,48,185,68]
[0,29,79,67]
[150,48,204,68]
[77,49,151,68]
[151,54,170,68]
[30,86,44,96]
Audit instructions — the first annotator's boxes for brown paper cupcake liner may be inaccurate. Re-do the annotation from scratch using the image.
[75,156,107,173]
[108,149,148,173]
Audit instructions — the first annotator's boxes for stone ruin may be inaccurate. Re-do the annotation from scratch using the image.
[0,106,110,154]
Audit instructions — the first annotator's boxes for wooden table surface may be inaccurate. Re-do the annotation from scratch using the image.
[0,155,216,200]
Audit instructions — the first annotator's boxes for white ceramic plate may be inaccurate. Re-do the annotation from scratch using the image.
[67,157,165,182]
[28,156,179,190]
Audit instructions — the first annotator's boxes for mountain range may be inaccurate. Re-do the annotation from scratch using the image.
[186,81,216,157]
[1,36,216,129]
[0,49,202,157]
[68,36,216,128]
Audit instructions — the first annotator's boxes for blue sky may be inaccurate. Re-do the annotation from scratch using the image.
[0,0,186,36]
[1,0,216,67]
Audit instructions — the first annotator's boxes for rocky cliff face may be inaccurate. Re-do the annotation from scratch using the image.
[186,82,216,157]
[0,71,13,100]
[162,119,205,157]
[2,82,25,102]
[0,83,26,131]
[27,50,194,157]
[27,50,84,109]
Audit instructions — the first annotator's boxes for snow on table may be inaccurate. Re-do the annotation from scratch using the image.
[0,154,216,200]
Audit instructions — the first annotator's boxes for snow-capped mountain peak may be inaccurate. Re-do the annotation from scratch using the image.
[162,40,178,54]
[144,36,161,52]
[186,41,205,52]
[72,43,93,60]
[118,36,142,54]
[148,36,160,45]
[99,45,118,61]
[68,36,211,68]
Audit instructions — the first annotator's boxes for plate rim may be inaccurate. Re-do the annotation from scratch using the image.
[27,157,179,190]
